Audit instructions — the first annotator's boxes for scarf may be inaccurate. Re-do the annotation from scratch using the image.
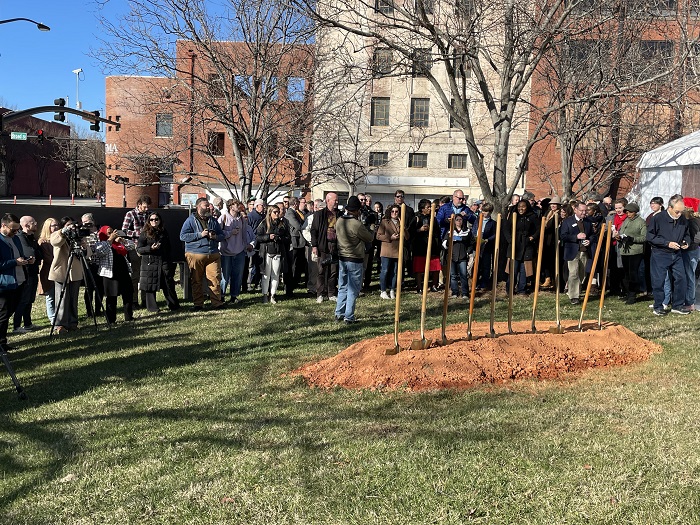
[98,226,128,257]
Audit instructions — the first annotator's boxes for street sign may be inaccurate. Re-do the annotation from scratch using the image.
[10,132,27,141]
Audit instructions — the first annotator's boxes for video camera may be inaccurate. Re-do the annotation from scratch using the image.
[63,224,93,244]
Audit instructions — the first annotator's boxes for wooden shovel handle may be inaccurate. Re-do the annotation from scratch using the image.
[420,203,436,339]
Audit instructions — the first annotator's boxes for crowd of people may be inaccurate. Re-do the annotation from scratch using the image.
[0,188,697,351]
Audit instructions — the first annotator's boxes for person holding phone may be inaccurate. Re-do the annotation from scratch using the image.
[13,216,40,333]
[647,194,691,316]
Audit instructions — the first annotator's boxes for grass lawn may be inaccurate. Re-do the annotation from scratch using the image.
[1,286,699,524]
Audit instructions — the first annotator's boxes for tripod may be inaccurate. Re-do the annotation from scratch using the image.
[51,241,104,337]
[1,347,26,400]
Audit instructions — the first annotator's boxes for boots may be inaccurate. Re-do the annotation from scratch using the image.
[625,292,636,305]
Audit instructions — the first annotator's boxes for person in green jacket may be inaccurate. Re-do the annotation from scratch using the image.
[335,196,375,323]
[615,202,647,304]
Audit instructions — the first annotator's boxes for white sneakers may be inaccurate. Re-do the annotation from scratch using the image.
[390,290,396,299]
[380,291,390,300]
[316,296,324,304]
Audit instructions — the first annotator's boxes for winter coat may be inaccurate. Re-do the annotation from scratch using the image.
[137,229,176,293]
[256,219,291,258]
[408,213,441,258]
[618,215,647,256]
[375,218,408,259]
[504,210,539,261]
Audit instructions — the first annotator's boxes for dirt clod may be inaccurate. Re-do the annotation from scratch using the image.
[292,321,661,391]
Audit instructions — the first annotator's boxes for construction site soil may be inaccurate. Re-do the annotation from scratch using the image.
[292,321,661,391]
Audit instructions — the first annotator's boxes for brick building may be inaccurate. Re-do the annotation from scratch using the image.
[0,109,71,197]
[526,0,700,201]
[104,41,313,208]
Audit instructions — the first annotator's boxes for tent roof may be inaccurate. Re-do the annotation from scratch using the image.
[637,130,700,169]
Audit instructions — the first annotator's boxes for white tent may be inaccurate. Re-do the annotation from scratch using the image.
[631,130,700,218]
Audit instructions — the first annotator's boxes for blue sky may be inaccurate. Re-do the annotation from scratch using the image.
[0,1,120,134]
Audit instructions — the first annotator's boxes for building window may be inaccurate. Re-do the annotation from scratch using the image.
[408,153,428,168]
[287,77,305,102]
[371,97,390,126]
[453,52,471,78]
[376,0,394,15]
[416,0,434,15]
[372,48,393,77]
[234,74,253,97]
[412,48,432,77]
[369,152,389,167]
[155,113,173,137]
[640,40,674,65]
[410,98,430,128]
[208,73,226,99]
[448,154,468,169]
[208,132,225,156]
[455,0,474,18]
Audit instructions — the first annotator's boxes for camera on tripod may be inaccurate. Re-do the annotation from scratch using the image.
[63,224,92,243]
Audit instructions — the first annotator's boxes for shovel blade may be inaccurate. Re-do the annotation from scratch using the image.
[385,345,400,356]
[411,338,430,350]
[439,337,452,346]
[548,325,565,334]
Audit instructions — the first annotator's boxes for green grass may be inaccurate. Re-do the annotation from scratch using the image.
[1,287,700,524]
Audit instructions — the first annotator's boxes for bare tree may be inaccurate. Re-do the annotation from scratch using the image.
[95,0,316,202]
[529,0,698,200]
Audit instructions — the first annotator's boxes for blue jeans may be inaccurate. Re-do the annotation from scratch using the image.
[379,257,398,292]
[45,292,56,324]
[221,251,246,300]
[651,250,686,310]
[684,248,700,306]
[450,260,469,296]
[335,260,363,322]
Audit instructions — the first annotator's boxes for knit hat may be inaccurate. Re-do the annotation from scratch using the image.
[345,196,362,211]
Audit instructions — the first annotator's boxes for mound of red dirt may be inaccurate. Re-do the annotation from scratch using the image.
[292,321,661,391]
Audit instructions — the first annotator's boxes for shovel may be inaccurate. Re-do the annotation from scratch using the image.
[488,213,503,338]
[386,203,407,355]
[597,218,613,330]
[507,210,516,334]
[578,221,607,331]
[549,212,564,334]
[412,202,436,350]
[439,214,455,346]
[530,217,546,333]
[467,213,485,340]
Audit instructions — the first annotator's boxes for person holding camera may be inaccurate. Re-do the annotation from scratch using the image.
[180,197,226,311]
[0,214,32,351]
[613,203,647,305]
[256,205,291,304]
[93,226,135,324]
[647,194,691,315]
[49,217,90,333]
[335,196,374,323]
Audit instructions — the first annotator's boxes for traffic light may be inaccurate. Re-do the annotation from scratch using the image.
[53,98,66,122]
[37,129,45,143]
[89,110,100,132]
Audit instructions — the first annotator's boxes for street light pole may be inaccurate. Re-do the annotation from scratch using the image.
[72,69,83,110]
[0,18,50,31]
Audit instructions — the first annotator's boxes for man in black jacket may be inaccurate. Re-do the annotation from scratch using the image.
[560,202,593,305]
[647,193,691,315]
[311,192,340,303]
